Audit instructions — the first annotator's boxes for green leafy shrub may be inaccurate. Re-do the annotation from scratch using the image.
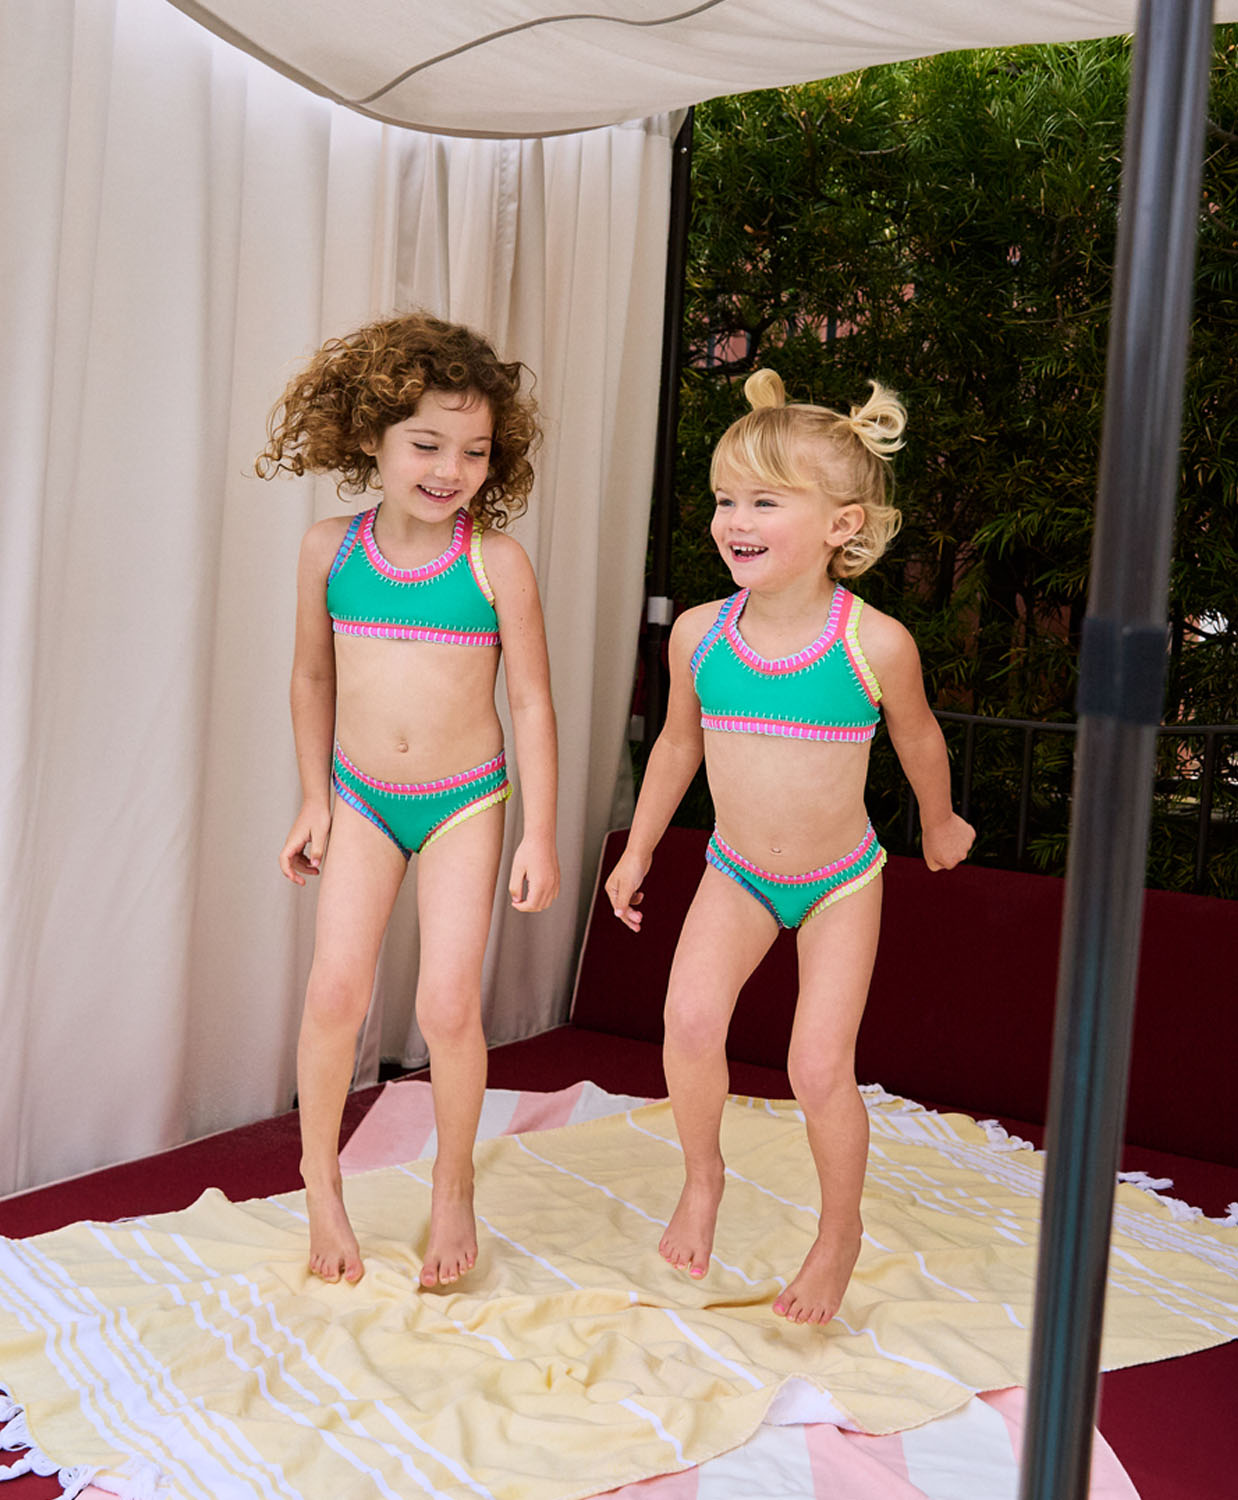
[645,33,1238,895]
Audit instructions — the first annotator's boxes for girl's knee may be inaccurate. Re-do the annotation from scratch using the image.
[303,964,372,1033]
[787,1049,856,1114]
[416,985,482,1048]
[663,993,730,1060]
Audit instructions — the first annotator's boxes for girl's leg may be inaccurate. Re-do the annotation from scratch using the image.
[412,800,506,1287]
[298,802,408,1282]
[661,864,778,1277]
[776,872,883,1324]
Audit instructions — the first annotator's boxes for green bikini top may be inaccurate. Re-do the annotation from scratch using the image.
[326,506,500,646]
[690,587,881,742]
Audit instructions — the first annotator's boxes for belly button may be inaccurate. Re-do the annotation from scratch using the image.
[396,740,409,753]
[770,845,782,854]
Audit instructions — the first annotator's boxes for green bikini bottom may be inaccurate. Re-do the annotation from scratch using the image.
[331,744,510,858]
[706,824,885,929]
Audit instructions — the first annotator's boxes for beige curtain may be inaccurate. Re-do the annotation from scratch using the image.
[360,122,673,1076]
[0,0,674,1196]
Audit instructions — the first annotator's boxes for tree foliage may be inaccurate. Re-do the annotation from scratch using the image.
[661,32,1238,892]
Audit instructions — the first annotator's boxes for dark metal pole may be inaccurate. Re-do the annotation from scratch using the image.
[642,108,694,750]
[1018,6,1214,1499]
[1194,729,1218,890]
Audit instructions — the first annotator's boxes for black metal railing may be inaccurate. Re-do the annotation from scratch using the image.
[890,709,1236,895]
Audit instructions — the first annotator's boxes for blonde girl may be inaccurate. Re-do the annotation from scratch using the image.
[259,311,559,1286]
[606,370,973,1324]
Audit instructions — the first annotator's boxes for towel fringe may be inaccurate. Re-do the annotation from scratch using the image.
[0,1386,102,1496]
[101,1455,173,1499]
[859,1082,901,1104]
[1115,1171,1238,1225]
[0,1401,42,1463]
[1117,1169,1177,1194]
[975,1119,1035,1152]
[54,1466,98,1500]
[859,1083,926,1113]
[1115,1170,1204,1221]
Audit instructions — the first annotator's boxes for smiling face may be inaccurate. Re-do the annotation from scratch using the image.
[710,457,864,592]
[363,389,494,523]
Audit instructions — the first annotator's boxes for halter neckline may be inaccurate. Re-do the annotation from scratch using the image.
[724,586,846,676]
[361,506,467,582]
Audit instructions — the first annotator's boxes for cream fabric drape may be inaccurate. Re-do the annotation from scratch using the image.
[0,0,673,1196]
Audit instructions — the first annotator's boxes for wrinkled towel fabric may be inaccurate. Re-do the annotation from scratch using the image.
[337,1081,1141,1500]
[2,1090,1235,1500]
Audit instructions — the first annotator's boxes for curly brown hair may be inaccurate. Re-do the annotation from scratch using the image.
[255,311,539,528]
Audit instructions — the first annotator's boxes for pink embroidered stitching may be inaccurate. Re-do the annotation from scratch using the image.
[700,714,875,742]
[332,620,501,646]
[361,507,467,582]
[334,746,506,795]
[724,586,846,676]
[712,825,877,885]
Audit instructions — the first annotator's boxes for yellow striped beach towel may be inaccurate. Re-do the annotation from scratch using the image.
[1,1091,1235,1499]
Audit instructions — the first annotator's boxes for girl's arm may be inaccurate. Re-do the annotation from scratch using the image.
[864,612,975,872]
[279,519,344,885]
[604,607,710,931]
[485,532,560,912]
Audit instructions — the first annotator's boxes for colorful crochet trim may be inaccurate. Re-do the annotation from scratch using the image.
[706,823,885,928]
[331,745,510,857]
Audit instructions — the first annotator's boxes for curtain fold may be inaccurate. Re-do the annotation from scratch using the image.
[0,0,673,1196]
[362,117,674,1075]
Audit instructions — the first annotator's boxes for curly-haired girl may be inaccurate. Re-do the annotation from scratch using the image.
[259,311,558,1286]
[606,370,973,1325]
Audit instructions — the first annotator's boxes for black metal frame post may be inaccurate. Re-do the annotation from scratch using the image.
[641,108,694,750]
[1018,5,1214,1498]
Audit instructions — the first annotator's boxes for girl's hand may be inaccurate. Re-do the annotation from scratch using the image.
[279,802,332,885]
[922,814,975,872]
[604,848,651,932]
[509,836,560,912]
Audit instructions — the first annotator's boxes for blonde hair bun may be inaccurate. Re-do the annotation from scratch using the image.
[743,368,787,411]
[848,380,907,458]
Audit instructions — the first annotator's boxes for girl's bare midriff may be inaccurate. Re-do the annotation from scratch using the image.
[705,730,872,872]
[333,634,503,783]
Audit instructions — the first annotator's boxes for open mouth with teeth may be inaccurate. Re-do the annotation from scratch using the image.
[729,544,767,560]
[419,485,458,501]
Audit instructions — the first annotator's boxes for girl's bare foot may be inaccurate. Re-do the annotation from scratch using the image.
[659,1166,725,1279]
[304,1179,364,1283]
[773,1222,861,1324]
[420,1176,477,1288]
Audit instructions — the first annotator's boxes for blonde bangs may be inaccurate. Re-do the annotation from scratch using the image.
[709,372,908,580]
[710,409,816,492]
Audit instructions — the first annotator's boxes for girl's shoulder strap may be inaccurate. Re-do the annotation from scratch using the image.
[690,592,743,678]
[838,590,883,705]
[327,508,368,583]
[464,511,496,604]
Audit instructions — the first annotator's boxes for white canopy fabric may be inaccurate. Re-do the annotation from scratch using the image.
[168,0,1238,137]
